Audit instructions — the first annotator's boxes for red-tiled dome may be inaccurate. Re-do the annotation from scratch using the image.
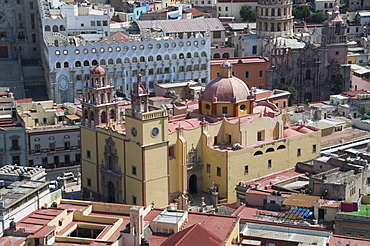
[200,76,252,103]
[91,65,106,75]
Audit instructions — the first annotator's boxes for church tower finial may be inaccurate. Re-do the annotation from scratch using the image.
[220,61,232,78]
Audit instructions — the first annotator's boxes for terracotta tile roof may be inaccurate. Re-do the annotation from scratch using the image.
[161,224,224,246]
[109,31,131,43]
[342,88,370,97]
[183,8,205,16]
[0,236,25,246]
[15,98,33,103]
[27,226,56,238]
[136,18,224,33]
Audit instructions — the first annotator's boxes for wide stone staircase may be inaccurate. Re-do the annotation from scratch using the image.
[0,59,25,99]
[22,59,48,101]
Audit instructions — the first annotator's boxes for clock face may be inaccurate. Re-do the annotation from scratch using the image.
[151,127,159,138]
[131,127,137,137]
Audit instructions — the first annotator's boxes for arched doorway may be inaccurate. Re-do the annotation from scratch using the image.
[304,92,312,103]
[107,181,115,202]
[189,175,197,194]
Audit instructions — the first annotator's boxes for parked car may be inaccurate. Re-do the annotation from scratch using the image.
[49,180,59,191]
[57,172,75,181]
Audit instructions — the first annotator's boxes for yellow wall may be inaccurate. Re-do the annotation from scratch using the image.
[81,127,99,193]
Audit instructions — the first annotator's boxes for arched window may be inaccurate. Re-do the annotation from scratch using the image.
[101,111,106,123]
[222,106,228,115]
[60,25,65,31]
[101,94,105,104]
[56,62,61,68]
[45,25,51,32]
[194,52,199,57]
[92,60,98,65]
[100,59,106,65]
[90,111,94,121]
[156,55,162,61]
[124,58,130,63]
[222,53,230,58]
[201,51,207,57]
[110,109,115,119]
[254,151,263,156]
[116,58,122,64]
[272,9,275,16]
[75,61,81,67]
[140,56,145,62]
[213,53,221,58]
[186,52,191,58]
[84,60,89,66]
[52,25,58,32]
[172,54,177,59]
[278,8,281,16]
[179,53,184,59]
[64,62,69,68]
[84,110,88,119]
[54,40,59,47]
[306,70,311,80]
[132,57,138,63]
[266,148,275,153]
[148,56,154,61]
[277,145,286,150]
[108,59,114,64]
[164,54,170,60]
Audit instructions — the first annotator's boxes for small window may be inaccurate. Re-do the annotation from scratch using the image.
[252,46,257,55]
[87,150,91,159]
[91,21,96,26]
[259,70,263,78]
[132,196,137,205]
[87,178,91,187]
[169,145,175,159]
[312,144,317,153]
[297,148,301,157]
[245,70,250,78]
[244,165,249,174]
[35,144,41,153]
[257,131,264,141]
[222,106,228,115]
[268,159,272,168]
[217,167,221,177]
[132,166,137,175]
[207,164,211,173]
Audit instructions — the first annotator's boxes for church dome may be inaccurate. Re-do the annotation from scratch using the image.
[91,65,106,75]
[200,61,252,103]
[201,77,252,103]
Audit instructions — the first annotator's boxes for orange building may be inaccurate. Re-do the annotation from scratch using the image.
[211,57,269,89]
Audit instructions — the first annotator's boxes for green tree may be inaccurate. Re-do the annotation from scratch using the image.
[332,74,345,94]
[292,5,311,20]
[309,11,326,23]
[279,84,298,106]
[240,5,257,22]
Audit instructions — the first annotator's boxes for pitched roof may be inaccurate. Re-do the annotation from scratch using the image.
[183,8,205,16]
[109,31,131,43]
[161,224,224,246]
[136,18,224,33]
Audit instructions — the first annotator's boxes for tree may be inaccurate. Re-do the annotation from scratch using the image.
[279,84,298,106]
[292,5,311,20]
[309,11,326,24]
[331,74,345,94]
[240,5,257,22]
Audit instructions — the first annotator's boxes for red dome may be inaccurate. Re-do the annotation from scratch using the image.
[91,65,106,75]
[200,76,252,103]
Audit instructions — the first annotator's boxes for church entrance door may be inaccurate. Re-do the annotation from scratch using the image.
[189,174,197,194]
[108,181,115,203]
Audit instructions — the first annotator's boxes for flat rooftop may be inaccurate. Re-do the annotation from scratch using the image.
[0,180,48,208]
[241,223,331,246]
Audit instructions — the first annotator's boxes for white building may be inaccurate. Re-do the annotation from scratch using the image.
[44,35,211,103]
[0,179,55,237]
[40,0,114,44]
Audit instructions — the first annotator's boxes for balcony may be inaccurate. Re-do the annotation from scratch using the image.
[10,146,20,151]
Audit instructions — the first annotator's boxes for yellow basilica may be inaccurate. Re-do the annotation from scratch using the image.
[80,62,321,207]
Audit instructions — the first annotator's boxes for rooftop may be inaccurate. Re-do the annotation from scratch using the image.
[241,223,331,246]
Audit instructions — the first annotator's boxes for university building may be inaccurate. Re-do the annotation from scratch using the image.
[81,62,321,207]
